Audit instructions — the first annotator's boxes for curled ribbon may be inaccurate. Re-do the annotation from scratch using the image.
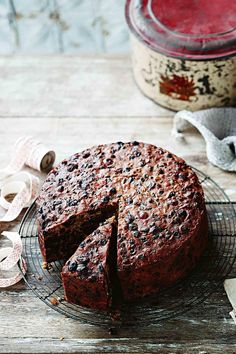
[0,136,56,222]
[0,136,56,287]
[0,232,27,288]
[0,136,55,181]
[0,172,40,222]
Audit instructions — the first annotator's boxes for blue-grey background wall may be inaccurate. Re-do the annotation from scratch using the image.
[0,0,129,53]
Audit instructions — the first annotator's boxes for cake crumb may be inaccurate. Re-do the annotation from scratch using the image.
[38,276,43,281]
[42,262,48,269]
[59,336,64,341]
[50,297,59,306]
[42,262,52,270]
[108,327,117,335]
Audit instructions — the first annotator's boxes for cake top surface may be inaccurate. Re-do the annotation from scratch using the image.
[37,142,205,270]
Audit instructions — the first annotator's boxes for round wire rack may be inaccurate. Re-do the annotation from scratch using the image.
[19,167,236,327]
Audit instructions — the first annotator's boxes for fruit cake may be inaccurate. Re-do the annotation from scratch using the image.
[61,217,117,310]
[37,142,208,306]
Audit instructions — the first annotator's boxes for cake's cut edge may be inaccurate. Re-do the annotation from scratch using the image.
[38,202,118,263]
[61,215,119,311]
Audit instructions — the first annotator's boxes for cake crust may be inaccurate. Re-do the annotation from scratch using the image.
[37,142,208,305]
[61,218,116,310]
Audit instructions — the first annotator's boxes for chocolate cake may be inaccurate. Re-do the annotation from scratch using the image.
[37,142,208,307]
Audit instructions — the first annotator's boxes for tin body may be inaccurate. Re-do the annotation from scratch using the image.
[126,0,236,111]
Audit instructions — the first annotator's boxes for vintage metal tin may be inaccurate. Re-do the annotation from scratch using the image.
[126,0,236,111]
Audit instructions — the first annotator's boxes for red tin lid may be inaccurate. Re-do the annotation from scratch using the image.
[126,0,236,60]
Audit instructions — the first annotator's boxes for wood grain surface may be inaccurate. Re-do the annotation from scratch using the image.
[0,56,235,354]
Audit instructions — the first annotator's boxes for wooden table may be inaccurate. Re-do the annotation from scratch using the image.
[0,56,235,353]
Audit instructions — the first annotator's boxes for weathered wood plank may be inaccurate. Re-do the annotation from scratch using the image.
[0,288,235,341]
[0,56,171,118]
[1,338,236,354]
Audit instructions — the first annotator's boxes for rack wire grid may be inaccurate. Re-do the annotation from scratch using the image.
[19,167,236,327]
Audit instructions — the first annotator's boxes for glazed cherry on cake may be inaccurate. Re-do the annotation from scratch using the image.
[37,142,208,308]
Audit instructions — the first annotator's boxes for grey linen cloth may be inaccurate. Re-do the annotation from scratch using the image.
[173,108,236,171]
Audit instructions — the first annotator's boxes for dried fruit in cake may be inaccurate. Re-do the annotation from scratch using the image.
[37,142,208,306]
[61,217,117,310]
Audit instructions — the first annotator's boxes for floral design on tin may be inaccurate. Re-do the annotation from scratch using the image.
[159,74,196,101]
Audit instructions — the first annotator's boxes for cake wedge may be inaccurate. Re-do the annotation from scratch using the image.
[61,217,117,310]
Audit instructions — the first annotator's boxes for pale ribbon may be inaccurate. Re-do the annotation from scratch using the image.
[0,136,55,180]
[0,232,27,288]
[0,136,56,287]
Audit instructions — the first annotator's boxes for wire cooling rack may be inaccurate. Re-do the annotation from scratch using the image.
[19,168,236,327]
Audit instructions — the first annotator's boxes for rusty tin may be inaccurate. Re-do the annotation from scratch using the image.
[126,0,236,111]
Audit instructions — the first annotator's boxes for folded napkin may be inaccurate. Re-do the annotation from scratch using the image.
[173,108,236,171]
